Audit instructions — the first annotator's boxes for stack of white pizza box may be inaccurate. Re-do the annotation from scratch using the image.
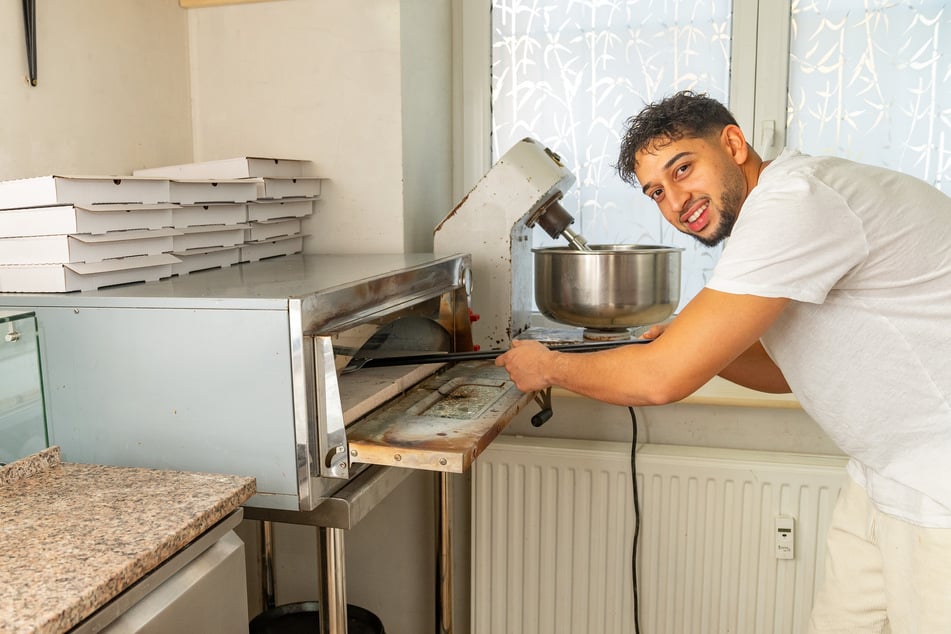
[0,174,258,292]
[133,157,319,267]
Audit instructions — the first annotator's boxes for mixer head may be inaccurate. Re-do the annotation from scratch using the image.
[524,195,589,251]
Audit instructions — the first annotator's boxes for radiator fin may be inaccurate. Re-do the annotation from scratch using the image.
[472,437,847,634]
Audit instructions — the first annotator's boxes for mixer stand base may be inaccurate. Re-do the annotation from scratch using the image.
[517,325,649,344]
[580,328,635,341]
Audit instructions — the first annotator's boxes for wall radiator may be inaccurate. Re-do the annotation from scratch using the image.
[472,436,848,634]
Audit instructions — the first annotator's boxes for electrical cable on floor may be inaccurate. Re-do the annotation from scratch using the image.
[628,406,642,634]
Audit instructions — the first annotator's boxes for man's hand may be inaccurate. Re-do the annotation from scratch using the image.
[494,339,557,392]
[638,320,671,340]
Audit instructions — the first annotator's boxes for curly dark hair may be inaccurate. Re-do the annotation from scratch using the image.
[616,90,739,186]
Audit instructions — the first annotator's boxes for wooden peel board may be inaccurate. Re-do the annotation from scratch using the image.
[345,360,534,473]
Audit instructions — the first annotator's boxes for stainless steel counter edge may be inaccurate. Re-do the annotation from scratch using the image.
[244,465,414,530]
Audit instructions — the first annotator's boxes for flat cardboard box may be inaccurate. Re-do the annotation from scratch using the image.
[246,198,314,222]
[0,228,179,265]
[172,225,248,252]
[172,203,247,228]
[168,179,260,205]
[134,157,309,179]
[0,203,175,237]
[170,246,240,276]
[240,235,304,263]
[0,175,170,210]
[0,253,179,293]
[247,218,301,242]
[256,177,323,200]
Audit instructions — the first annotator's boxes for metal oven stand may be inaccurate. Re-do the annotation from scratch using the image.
[246,465,455,634]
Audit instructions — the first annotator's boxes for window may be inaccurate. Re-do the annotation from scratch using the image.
[455,0,951,307]
[786,0,951,188]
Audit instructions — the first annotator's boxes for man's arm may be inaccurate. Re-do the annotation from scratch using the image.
[640,315,791,394]
[495,288,790,406]
[718,340,791,393]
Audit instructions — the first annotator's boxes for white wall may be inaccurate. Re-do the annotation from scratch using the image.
[400,0,453,253]
[185,0,453,255]
[0,0,192,179]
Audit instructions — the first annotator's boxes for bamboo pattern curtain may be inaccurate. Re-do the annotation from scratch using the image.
[788,0,951,191]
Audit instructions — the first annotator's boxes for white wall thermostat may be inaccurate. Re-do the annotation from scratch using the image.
[775,515,795,559]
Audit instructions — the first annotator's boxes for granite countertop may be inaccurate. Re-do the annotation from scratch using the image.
[0,447,256,634]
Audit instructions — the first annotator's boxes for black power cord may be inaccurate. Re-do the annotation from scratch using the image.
[628,406,642,634]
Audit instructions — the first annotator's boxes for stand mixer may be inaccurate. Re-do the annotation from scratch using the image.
[434,137,682,349]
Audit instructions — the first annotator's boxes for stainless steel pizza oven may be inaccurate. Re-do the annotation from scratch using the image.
[0,253,532,511]
[0,252,540,634]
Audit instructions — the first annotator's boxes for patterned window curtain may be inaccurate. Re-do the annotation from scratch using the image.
[491,1,733,308]
[788,0,951,192]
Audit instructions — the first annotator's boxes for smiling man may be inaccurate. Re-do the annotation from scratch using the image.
[495,91,951,633]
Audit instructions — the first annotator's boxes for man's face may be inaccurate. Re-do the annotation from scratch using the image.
[633,132,746,248]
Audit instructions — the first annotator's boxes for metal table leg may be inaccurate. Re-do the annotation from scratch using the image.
[317,526,348,634]
[260,520,276,611]
[436,472,453,634]
[250,466,466,634]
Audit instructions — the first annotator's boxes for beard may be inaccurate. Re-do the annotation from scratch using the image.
[692,173,744,248]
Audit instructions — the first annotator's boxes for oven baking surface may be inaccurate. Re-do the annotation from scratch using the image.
[345,360,532,473]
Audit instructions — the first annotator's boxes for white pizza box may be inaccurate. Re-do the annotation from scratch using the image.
[168,178,260,205]
[240,234,304,263]
[134,157,310,179]
[0,175,170,210]
[171,203,247,228]
[0,253,179,293]
[246,198,314,222]
[0,228,179,265]
[172,224,248,252]
[256,177,323,200]
[247,218,302,242]
[170,245,241,276]
[0,203,176,238]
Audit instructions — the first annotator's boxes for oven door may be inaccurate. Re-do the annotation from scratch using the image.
[306,298,532,508]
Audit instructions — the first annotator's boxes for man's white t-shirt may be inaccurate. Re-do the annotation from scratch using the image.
[708,149,951,527]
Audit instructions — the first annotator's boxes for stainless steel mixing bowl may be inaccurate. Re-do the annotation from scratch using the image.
[533,244,683,330]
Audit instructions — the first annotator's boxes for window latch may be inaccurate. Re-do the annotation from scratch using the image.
[760,120,776,149]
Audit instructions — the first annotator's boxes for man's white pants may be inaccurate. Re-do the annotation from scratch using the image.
[807,477,951,634]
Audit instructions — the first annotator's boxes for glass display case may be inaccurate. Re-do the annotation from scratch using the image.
[0,310,47,465]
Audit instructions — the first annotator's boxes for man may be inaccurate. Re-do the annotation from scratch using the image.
[495,91,951,633]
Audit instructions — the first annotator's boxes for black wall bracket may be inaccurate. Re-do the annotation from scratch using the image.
[22,0,37,86]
